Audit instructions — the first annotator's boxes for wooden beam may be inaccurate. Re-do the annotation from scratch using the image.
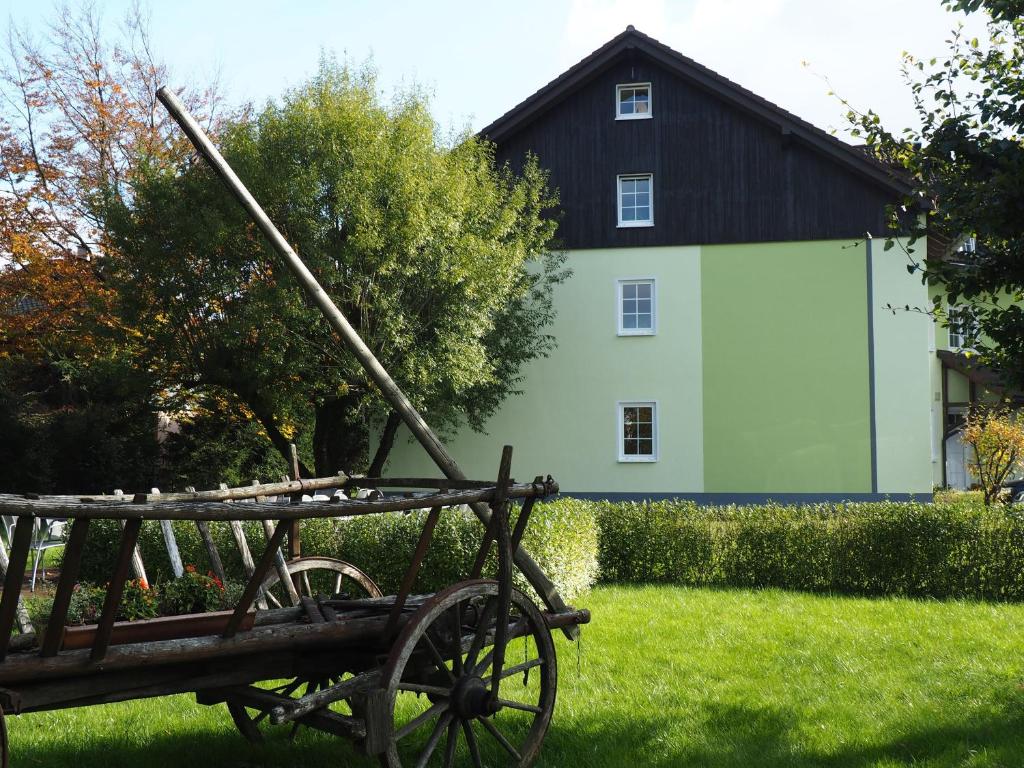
[40,518,91,657]
[384,506,442,637]
[0,517,34,660]
[91,519,143,662]
[224,520,290,638]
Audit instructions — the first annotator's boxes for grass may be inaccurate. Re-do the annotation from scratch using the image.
[9,585,1024,767]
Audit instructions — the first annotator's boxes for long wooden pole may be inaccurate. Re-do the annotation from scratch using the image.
[155,86,569,619]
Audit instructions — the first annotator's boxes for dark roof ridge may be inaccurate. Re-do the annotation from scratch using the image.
[480,26,910,197]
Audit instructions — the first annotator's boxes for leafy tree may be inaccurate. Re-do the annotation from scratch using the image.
[103,59,565,477]
[843,1,1024,381]
[962,404,1024,504]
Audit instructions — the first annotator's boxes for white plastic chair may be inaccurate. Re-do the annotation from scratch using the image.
[30,518,66,591]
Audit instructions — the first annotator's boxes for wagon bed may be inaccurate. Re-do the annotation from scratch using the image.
[0,461,589,766]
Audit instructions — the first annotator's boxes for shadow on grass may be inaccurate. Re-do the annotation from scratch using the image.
[537,697,1024,768]
[10,695,1024,767]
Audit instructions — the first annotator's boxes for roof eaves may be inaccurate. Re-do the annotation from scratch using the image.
[481,26,911,198]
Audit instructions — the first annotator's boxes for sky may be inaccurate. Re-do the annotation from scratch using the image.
[5,0,991,141]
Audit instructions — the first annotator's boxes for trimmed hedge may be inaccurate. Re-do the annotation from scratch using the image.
[75,499,599,602]
[596,498,1024,600]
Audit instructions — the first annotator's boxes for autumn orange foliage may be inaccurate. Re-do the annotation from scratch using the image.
[0,4,219,362]
[962,405,1024,505]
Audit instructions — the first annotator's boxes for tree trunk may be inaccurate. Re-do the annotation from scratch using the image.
[367,410,402,477]
[312,394,367,477]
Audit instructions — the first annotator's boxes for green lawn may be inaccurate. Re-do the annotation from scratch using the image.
[10,585,1024,767]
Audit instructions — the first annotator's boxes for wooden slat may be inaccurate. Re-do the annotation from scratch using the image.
[0,524,32,636]
[41,518,91,657]
[223,520,290,638]
[0,481,557,521]
[384,506,443,637]
[228,520,267,611]
[195,521,227,584]
[0,517,35,660]
[510,491,539,555]
[261,519,300,607]
[90,518,142,662]
[160,520,184,579]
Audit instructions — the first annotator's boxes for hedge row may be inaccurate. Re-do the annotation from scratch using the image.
[75,495,1024,603]
[595,498,1024,600]
[75,499,599,602]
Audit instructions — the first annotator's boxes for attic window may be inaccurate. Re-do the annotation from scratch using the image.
[616,83,651,120]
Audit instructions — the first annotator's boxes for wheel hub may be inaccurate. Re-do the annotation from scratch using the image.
[451,675,495,719]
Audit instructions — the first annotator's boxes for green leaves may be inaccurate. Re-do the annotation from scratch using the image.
[102,58,562,475]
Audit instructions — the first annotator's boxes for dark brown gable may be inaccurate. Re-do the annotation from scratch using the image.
[489,44,901,249]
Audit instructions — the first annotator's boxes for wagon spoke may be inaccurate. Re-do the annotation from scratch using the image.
[265,590,283,609]
[334,573,343,595]
[395,700,449,741]
[477,715,522,761]
[442,717,458,768]
[451,603,464,676]
[475,618,528,676]
[463,719,482,768]
[499,656,544,680]
[466,598,497,669]
[302,572,313,597]
[414,712,453,768]
[397,682,451,698]
[422,633,456,683]
[496,698,543,714]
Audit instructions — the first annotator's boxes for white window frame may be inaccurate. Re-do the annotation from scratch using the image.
[616,277,657,336]
[615,82,652,120]
[617,401,659,463]
[948,304,979,350]
[617,173,654,228]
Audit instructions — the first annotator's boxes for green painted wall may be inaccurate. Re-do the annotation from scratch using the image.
[700,241,872,493]
[381,246,705,492]
[870,237,935,494]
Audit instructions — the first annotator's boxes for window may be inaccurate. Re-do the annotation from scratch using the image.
[618,402,658,462]
[948,305,979,349]
[616,83,651,119]
[617,174,653,227]
[617,278,656,335]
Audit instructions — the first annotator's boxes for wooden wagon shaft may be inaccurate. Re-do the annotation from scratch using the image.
[155,86,572,625]
[0,480,557,521]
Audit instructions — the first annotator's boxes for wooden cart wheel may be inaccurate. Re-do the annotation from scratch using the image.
[226,557,380,743]
[260,556,382,608]
[226,675,366,744]
[377,580,557,768]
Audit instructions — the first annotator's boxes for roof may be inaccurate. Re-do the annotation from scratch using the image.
[480,26,911,198]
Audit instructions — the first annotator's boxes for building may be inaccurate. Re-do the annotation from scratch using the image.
[383,26,943,502]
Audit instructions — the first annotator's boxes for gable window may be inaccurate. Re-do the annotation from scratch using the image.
[617,278,656,335]
[618,402,658,462]
[617,174,653,227]
[616,83,651,119]
[948,305,979,349]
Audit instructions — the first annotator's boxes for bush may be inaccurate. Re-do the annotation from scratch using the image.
[73,500,599,603]
[594,498,1024,600]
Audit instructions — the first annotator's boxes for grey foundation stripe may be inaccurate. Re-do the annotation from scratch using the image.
[866,235,878,494]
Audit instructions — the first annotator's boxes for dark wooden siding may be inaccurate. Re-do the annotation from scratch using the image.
[492,52,895,249]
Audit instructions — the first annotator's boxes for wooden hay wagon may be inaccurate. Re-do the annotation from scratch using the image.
[0,451,588,767]
[0,86,590,766]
